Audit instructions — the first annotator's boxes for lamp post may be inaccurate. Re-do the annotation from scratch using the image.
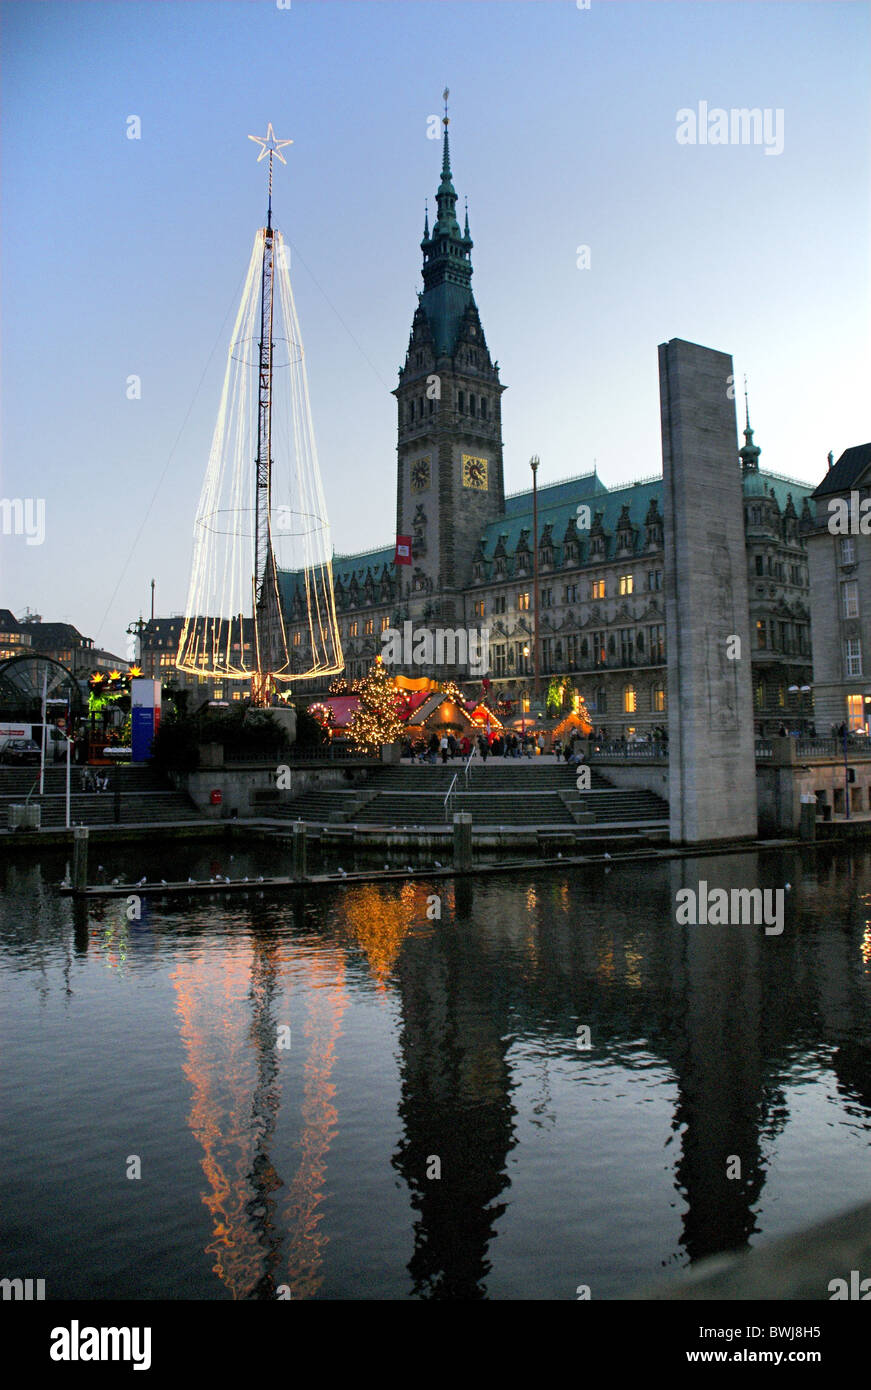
[788,683,813,734]
[530,455,541,708]
[522,645,530,738]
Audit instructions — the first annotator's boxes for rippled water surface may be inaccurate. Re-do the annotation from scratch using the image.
[2,841,870,1299]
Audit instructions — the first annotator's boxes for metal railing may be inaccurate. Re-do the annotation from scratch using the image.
[587,741,668,760]
[222,742,373,764]
[463,746,477,787]
[444,773,458,822]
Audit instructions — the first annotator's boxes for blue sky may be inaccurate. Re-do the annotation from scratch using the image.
[1,0,869,657]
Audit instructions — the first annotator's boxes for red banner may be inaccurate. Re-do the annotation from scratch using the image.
[394,535,412,566]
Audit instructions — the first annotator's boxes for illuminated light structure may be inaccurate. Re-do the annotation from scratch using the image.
[178,125,343,704]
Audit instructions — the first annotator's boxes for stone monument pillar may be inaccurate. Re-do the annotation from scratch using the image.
[659,338,757,843]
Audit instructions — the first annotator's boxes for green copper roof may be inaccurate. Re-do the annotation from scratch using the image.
[418,123,474,357]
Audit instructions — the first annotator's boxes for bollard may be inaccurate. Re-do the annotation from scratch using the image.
[293,822,307,880]
[72,825,89,891]
[453,812,473,872]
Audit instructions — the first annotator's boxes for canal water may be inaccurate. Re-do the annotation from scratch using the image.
[1,841,869,1300]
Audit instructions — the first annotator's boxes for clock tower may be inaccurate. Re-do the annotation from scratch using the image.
[393,98,506,628]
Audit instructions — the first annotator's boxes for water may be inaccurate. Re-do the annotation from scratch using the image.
[1,840,870,1300]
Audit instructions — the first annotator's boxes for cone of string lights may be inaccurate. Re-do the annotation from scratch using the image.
[178,125,343,703]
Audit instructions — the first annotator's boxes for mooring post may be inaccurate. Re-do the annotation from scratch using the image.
[293,822,307,880]
[453,812,472,871]
[72,825,89,892]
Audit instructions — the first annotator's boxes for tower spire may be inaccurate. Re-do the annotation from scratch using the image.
[417,90,473,354]
[739,376,761,472]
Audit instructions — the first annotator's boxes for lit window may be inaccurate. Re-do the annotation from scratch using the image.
[623,685,637,713]
[590,579,605,600]
[380,616,390,632]
[653,684,666,713]
[293,631,301,646]
[517,592,530,611]
[756,619,767,649]
[474,599,484,618]
[618,574,633,596]
[847,693,865,731]
[365,619,374,635]
[843,581,859,618]
[349,621,358,637]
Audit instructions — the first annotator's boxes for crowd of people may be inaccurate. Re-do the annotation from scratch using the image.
[401,730,595,765]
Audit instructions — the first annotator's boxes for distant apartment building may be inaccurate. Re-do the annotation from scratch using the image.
[806,443,871,734]
[0,610,127,676]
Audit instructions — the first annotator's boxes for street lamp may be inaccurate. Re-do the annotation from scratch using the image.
[521,644,530,737]
[788,683,812,733]
[530,455,541,707]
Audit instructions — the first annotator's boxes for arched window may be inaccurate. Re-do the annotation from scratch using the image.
[623,684,637,714]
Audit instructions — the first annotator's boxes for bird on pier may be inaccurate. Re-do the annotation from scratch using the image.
[138,877,147,886]
[188,878,194,884]
[161,879,167,886]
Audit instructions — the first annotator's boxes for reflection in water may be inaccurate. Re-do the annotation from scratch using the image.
[280,952,348,1298]
[3,845,871,1299]
[173,938,274,1297]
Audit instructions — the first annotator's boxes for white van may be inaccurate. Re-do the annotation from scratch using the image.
[0,723,68,762]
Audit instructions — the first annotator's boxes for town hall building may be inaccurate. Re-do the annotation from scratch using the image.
[141,113,817,737]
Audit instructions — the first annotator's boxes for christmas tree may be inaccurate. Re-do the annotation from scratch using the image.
[346,659,405,753]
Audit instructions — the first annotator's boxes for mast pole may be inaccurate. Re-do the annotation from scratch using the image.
[247,124,292,703]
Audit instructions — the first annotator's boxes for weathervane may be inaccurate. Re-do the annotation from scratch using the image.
[247,123,293,223]
[443,87,449,130]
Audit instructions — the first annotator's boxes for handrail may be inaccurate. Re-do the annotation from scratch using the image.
[444,772,458,822]
[463,747,477,786]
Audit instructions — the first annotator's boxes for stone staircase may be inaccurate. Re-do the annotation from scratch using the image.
[0,765,202,829]
[270,761,669,829]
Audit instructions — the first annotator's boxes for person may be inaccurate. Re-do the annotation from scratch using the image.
[524,734,533,759]
[554,738,562,760]
[447,733,456,759]
[478,734,489,762]
[537,732,545,756]
[440,734,449,765]
[428,732,439,765]
[563,742,572,763]
[778,723,787,737]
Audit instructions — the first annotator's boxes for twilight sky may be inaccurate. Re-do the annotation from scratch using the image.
[1,0,869,658]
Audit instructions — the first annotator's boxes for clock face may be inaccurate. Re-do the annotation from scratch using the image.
[462,454,488,490]
[410,457,431,492]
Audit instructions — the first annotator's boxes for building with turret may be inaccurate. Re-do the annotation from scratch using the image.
[165,112,818,736]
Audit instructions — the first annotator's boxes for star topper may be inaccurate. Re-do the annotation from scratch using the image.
[247,123,293,164]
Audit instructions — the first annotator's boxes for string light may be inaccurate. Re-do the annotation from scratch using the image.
[177,215,343,682]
